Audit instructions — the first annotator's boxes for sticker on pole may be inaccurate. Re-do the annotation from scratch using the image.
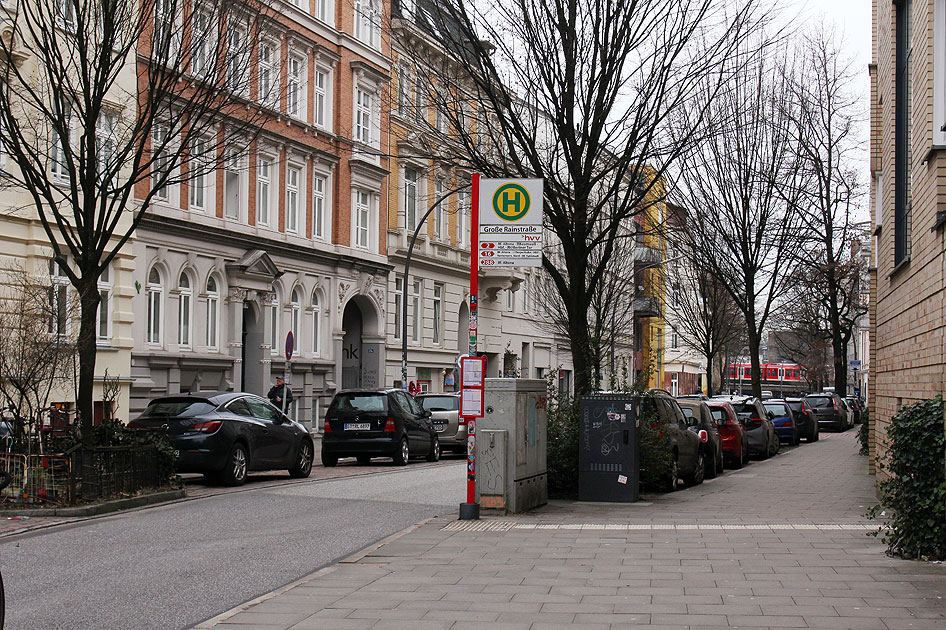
[478,178,543,268]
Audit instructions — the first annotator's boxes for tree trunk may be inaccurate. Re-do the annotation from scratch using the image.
[704,351,715,397]
[747,330,763,399]
[835,337,849,396]
[76,276,101,441]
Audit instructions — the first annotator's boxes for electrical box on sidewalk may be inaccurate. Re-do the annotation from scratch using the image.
[579,394,639,502]
[475,378,547,513]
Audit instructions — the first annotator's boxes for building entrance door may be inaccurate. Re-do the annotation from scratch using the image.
[342,301,363,389]
[242,304,264,395]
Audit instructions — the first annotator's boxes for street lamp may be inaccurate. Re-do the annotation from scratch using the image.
[401,183,472,389]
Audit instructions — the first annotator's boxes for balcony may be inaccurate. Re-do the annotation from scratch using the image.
[632,296,661,318]
[479,268,524,302]
[633,244,662,268]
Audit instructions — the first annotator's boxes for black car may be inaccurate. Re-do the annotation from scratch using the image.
[129,393,314,486]
[677,399,725,479]
[321,389,441,467]
[642,391,705,491]
[805,392,852,431]
[711,395,779,459]
[784,397,819,442]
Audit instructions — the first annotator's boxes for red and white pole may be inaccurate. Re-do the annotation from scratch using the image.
[459,173,481,520]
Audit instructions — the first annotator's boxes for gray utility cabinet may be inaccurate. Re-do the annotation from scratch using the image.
[475,378,548,514]
[579,394,639,502]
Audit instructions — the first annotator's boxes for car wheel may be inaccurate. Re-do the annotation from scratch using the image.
[393,437,410,466]
[665,453,679,492]
[289,440,314,478]
[792,429,800,446]
[686,451,705,486]
[704,448,717,479]
[356,455,372,464]
[426,435,441,462]
[321,451,338,467]
[220,443,248,486]
[812,425,820,442]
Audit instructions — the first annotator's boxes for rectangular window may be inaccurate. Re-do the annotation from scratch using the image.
[224,151,241,220]
[397,66,409,115]
[354,190,370,249]
[314,69,327,127]
[96,266,112,343]
[258,42,278,108]
[894,0,912,266]
[153,0,180,61]
[313,175,326,239]
[403,168,418,230]
[256,156,271,225]
[393,276,403,340]
[270,302,279,355]
[147,287,162,344]
[51,101,73,183]
[316,0,332,23]
[413,73,426,122]
[151,124,169,201]
[286,165,301,233]
[178,291,191,347]
[457,190,468,247]
[96,112,118,187]
[505,288,515,312]
[355,89,372,144]
[189,137,207,211]
[354,0,380,48]
[410,279,421,343]
[287,56,304,119]
[432,284,443,345]
[191,10,214,78]
[434,180,445,239]
[48,262,69,337]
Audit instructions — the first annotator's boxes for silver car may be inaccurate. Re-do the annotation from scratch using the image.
[416,393,467,454]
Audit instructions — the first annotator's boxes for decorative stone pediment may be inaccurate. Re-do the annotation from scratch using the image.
[226,250,283,294]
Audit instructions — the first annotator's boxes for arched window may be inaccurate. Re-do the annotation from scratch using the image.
[311,290,322,356]
[147,267,163,345]
[269,293,279,356]
[178,271,192,348]
[206,275,219,350]
[290,288,301,354]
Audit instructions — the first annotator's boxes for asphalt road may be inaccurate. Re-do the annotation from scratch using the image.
[0,460,466,630]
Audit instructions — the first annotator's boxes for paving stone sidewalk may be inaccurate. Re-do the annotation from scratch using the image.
[193,431,946,630]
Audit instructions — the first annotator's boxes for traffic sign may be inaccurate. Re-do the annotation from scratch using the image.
[478,178,544,268]
[285,331,294,360]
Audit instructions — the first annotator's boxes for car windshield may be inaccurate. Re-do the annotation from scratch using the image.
[806,396,833,408]
[330,394,388,415]
[764,403,789,416]
[140,399,216,418]
[733,403,757,415]
[420,396,458,412]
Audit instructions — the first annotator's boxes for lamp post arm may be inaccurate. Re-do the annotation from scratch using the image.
[401,183,472,389]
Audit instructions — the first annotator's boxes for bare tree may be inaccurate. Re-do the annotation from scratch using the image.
[672,39,805,399]
[786,27,866,395]
[665,247,743,396]
[0,0,269,434]
[392,0,765,395]
[0,266,78,448]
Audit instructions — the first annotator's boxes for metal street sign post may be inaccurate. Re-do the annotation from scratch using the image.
[284,331,294,415]
[459,175,544,521]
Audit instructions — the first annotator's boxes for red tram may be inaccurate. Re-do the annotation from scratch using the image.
[725,362,807,396]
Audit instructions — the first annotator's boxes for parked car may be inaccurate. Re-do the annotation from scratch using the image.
[129,393,314,486]
[641,391,705,491]
[321,389,440,467]
[677,393,710,401]
[416,392,466,454]
[844,397,864,424]
[676,399,724,479]
[763,400,799,445]
[705,400,749,468]
[784,397,819,442]
[711,395,779,459]
[805,392,852,431]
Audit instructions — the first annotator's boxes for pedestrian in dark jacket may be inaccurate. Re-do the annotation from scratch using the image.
[267,376,293,413]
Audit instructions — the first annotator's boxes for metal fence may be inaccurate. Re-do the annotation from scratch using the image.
[78,446,169,502]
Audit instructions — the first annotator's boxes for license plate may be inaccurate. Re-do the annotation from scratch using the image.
[344,423,370,431]
[433,422,447,433]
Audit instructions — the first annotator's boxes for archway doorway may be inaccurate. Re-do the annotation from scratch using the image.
[342,301,363,388]
[242,303,263,394]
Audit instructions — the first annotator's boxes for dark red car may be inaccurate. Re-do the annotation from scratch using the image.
[706,400,749,468]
